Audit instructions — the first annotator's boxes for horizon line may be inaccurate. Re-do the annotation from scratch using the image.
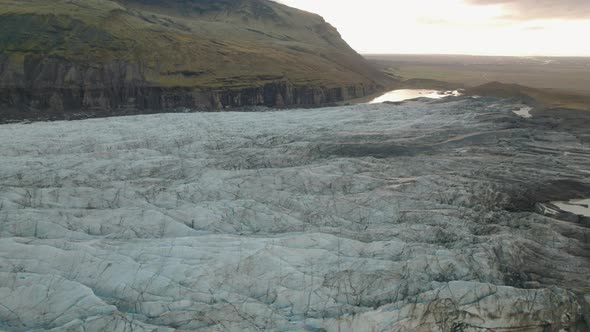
[360,52,590,58]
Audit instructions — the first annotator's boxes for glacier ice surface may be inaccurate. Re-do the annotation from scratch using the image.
[0,98,589,331]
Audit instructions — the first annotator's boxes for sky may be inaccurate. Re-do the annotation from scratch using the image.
[276,0,590,56]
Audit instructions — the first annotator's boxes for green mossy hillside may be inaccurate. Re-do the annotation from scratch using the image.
[0,0,384,89]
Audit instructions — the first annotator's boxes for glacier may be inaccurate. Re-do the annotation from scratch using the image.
[0,97,589,331]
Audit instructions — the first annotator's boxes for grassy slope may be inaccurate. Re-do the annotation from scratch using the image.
[0,0,383,89]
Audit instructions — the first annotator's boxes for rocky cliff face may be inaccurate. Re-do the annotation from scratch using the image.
[0,0,385,120]
[0,54,378,121]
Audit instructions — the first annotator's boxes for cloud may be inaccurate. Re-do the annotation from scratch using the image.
[466,0,590,20]
[418,17,510,28]
[523,26,545,31]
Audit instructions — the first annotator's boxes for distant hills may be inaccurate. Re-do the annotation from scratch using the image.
[365,54,590,113]
[0,0,387,120]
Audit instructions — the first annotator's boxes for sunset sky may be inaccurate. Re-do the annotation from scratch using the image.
[277,0,590,56]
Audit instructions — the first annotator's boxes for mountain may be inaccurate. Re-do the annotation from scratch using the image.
[0,0,386,120]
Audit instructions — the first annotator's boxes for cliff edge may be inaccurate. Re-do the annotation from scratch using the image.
[0,0,386,120]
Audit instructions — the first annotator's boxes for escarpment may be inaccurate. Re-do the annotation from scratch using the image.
[0,55,379,120]
[0,0,386,120]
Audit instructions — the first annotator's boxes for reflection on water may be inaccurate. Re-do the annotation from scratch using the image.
[370,89,461,104]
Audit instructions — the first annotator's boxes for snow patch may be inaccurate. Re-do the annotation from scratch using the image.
[553,198,590,217]
[513,106,533,118]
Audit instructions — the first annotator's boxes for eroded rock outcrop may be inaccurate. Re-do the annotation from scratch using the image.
[0,54,380,121]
